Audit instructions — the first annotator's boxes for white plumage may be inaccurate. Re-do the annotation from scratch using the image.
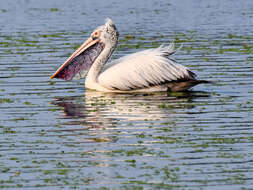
[98,44,195,91]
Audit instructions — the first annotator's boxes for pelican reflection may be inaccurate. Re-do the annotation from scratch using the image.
[52,91,210,128]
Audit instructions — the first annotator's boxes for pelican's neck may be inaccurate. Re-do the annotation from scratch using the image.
[86,44,116,84]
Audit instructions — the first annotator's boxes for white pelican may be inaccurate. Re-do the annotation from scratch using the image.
[50,18,209,92]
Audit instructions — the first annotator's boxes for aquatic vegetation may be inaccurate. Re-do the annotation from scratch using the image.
[0,1,253,189]
[50,8,60,12]
[3,127,16,134]
[0,98,13,104]
[39,33,62,38]
[24,101,33,105]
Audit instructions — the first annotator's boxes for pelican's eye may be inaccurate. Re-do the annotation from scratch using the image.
[92,31,100,40]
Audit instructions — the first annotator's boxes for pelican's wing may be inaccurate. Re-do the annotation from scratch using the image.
[98,44,196,91]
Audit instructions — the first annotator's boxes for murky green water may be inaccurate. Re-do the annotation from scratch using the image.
[1,0,253,189]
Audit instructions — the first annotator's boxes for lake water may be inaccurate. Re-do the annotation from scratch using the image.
[1,0,253,189]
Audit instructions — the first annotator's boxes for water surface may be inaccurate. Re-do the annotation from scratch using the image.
[1,0,253,189]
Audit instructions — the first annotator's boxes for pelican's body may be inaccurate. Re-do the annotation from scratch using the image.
[50,19,209,92]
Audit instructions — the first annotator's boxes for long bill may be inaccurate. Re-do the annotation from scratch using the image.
[50,37,100,79]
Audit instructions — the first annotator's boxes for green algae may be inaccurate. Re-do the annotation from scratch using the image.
[0,4,253,190]
[50,8,60,12]
[3,128,16,134]
[0,98,13,104]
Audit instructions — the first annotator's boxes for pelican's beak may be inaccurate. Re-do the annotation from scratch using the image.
[50,37,103,80]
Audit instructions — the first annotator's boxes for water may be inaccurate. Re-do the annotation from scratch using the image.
[1,0,253,189]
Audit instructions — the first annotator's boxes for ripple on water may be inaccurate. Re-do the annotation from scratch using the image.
[1,0,253,189]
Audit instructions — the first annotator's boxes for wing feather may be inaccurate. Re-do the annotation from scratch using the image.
[98,44,196,91]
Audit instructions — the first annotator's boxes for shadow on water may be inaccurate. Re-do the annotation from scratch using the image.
[51,90,211,128]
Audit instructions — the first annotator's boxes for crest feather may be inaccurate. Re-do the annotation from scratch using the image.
[105,18,114,27]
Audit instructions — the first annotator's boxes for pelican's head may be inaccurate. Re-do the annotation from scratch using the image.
[50,18,118,80]
[93,18,118,49]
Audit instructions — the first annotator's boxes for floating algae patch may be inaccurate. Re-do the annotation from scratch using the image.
[50,8,60,12]
[2,127,16,134]
[227,33,252,40]
[38,33,64,38]
[1,9,7,13]
[0,0,253,189]
[0,98,14,104]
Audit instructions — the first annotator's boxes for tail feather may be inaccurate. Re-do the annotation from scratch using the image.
[194,80,211,84]
[167,80,211,92]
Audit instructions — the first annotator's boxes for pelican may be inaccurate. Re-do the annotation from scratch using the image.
[50,18,209,92]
